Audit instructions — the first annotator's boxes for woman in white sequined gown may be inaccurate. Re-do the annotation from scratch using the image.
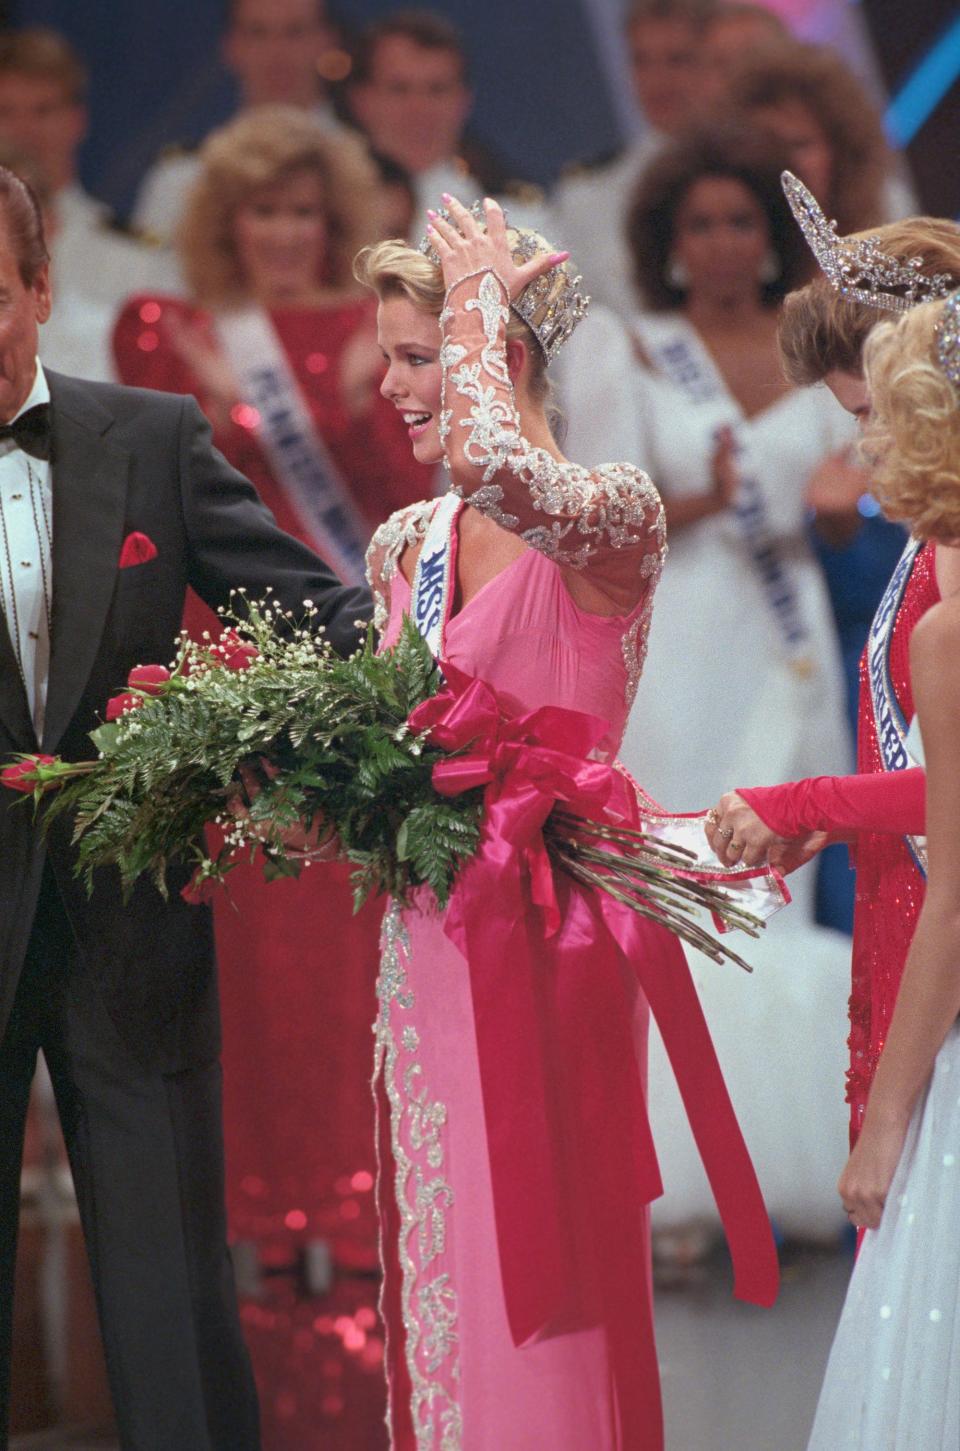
[806,293,960,1449]
[559,129,854,1243]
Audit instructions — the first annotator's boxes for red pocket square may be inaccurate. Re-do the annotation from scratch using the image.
[119,532,158,568]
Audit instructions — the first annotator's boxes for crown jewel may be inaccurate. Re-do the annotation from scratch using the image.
[781,170,954,314]
[419,200,590,362]
[936,288,960,390]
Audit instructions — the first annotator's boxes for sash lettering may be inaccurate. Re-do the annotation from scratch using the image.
[216,308,370,585]
[866,535,927,874]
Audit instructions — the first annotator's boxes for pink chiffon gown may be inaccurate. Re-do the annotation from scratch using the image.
[379,530,654,1449]
[366,267,777,1449]
[373,512,776,1449]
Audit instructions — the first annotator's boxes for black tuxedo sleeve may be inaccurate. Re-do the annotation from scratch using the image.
[177,396,372,656]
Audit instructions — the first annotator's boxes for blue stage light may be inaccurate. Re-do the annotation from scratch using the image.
[886,15,960,146]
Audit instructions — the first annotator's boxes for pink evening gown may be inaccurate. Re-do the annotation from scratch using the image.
[366,267,778,1449]
[372,506,776,1449]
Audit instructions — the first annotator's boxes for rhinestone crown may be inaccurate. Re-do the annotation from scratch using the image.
[936,289,960,390]
[782,170,954,315]
[420,200,590,362]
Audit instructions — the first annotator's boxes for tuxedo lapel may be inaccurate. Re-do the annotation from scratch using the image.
[0,607,34,748]
[42,374,129,752]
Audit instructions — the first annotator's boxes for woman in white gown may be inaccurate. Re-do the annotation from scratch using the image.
[559,127,854,1241]
[806,290,960,1449]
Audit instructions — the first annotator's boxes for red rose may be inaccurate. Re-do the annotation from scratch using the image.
[127,663,171,695]
[105,692,144,722]
[1,754,57,793]
[213,631,259,671]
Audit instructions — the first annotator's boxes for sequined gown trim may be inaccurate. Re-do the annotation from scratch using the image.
[367,499,437,634]
[440,270,666,580]
[848,540,938,1138]
[375,904,463,1449]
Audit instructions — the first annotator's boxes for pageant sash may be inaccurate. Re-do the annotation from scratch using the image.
[409,491,460,657]
[867,534,928,875]
[635,319,813,673]
[215,307,369,585]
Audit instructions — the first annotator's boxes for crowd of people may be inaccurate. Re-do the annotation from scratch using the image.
[2,1,956,1448]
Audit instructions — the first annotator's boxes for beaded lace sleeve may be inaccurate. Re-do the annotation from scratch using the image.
[365,498,435,635]
[439,270,665,591]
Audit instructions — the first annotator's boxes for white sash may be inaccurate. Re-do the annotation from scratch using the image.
[215,307,370,585]
[635,319,813,672]
[866,535,928,875]
[409,492,460,656]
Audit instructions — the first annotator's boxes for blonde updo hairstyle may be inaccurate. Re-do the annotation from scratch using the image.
[863,298,960,542]
[354,235,553,407]
[179,104,380,308]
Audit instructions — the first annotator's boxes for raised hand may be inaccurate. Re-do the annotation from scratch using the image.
[426,194,568,302]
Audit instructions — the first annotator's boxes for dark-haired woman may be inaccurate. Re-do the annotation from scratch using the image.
[561,128,854,1243]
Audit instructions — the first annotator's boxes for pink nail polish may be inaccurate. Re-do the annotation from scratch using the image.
[441,192,452,202]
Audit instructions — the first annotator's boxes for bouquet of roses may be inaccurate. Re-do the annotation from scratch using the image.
[2,595,764,968]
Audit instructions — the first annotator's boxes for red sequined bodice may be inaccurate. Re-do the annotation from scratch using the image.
[848,540,938,1141]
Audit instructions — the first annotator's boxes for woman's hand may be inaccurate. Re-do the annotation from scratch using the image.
[705,790,829,871]
[709,425,739,512]
[838,1114,910,1230]
[230,761,341,861]
[705,790,781,867]
[162,310,241,435]
[426,194,567,302]
[806,445,871,548]
[338,321,386,420]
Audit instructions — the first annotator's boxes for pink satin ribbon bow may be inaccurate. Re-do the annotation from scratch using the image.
[408,662,779,1446]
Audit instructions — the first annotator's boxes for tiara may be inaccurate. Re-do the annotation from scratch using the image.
[781,170,954,314]
[936,288,960,389]
[419,200,590,362]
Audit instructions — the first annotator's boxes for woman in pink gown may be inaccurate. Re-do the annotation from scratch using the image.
[355,198,779,1449]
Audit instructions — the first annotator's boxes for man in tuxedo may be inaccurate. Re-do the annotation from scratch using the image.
[0,166,370,1448]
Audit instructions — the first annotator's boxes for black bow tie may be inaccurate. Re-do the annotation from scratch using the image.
[0,403,51,460]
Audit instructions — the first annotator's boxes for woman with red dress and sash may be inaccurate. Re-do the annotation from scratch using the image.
[803,287,960,1449]
[113,106,431,1273]
[707,185,960,1147]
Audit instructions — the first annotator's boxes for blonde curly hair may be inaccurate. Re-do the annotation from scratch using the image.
[178,104,380,307]
[863,297,960,541]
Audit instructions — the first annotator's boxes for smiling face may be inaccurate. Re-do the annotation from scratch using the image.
[0,72,86,192]
[377,293,443,464]
[233,167,327,304]
[673,174,771,302]
[627,17,704,136]
[750,98,834,208]
[351,36,470,176]
[224,0,330,108]
[0,218,50,420]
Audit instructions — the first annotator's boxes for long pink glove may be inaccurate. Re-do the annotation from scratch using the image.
[738,767,926,838]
